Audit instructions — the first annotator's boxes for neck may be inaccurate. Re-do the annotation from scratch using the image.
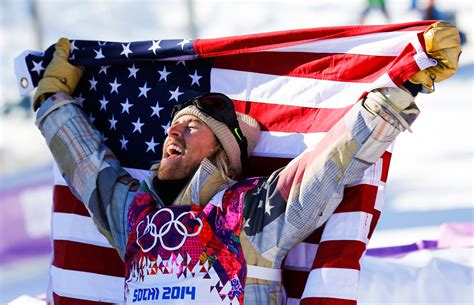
[153,177,189,206]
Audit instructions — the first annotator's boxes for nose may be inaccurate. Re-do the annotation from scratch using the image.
[167,122,183,138]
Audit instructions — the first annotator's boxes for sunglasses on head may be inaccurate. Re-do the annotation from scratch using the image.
[170,92,249,164]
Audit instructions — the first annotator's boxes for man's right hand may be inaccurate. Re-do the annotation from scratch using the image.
[32,38,84,111]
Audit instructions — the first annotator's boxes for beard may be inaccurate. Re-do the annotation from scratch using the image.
[156,155,202,180]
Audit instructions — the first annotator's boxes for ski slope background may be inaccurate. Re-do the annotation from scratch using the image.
[0,0,472,304]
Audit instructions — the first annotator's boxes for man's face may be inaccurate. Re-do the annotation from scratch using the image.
[158,114,218,180]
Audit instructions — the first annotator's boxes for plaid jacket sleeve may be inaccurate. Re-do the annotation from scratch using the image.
[36,92,138,258]
[243,100,404,264]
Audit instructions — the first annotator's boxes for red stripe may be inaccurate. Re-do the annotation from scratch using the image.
[53,293,115,305]
[336,184,379,214]
[194,21,432,58]
[386,42,423,86]
[53,240,125,277]
[381,151,392,183]
[282,269,309,298]
[54,185,90,216]
[234,100,353,133]
[303,225,325,244]
[300,297,357,305]
[312,240,367,269]
[214,52,393,83]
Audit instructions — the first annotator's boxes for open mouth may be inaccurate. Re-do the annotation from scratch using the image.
[166,144,184,158]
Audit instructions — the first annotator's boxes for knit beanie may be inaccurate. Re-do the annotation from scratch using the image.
[172,105,261,177]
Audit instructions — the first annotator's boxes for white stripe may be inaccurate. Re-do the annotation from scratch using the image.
[410,37,437,71]
[286,298,301,305]
[253,131,326,158]
[50,265,124,303]
[211,68,397,109]
[52,212,114,248]
[53,163,150,186]
[374,183,386,212]
[302,267,359,300]
[282,242,318,271]
[246,265,282,281]
[267,31,420,56]
[321,212,372,243]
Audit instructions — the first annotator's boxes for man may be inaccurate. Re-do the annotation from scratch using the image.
[33,22,460,305]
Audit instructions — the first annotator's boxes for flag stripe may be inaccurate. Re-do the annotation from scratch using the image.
[264,31,420,56]
[233,100,353,133]
[300,297,356,305]
[320,212,372,243]
[53,240,124,277]
[52,293,115,305]
[194,21,433,58]
[50,265,124,303]
[313,241,367,269]
[301,268,359,300]
[211,68,395,109]
[213,52,394,82]
[52,212,113,248]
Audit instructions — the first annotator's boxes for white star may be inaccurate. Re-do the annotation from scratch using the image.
[31,60,45,75]
[189,70,202,86]
[88,113,96,123]
[99,96,109,111]
[128,64,139,79]
[120,98,133,114]
[94,48,105,59]
[148,40,161,55]
[265,202,275,216]
[108,114,118,130]
[75,93,85,107]
[70,40,79,52]
[168,86,183,102]
[243,218,251,229]
[158,66,171,82]
[138,82,151,98]
[177,38,191,50]
[89,76,98,91]
[120,43,133,58]
[132,118,144,133]
[99,65,110,74]
[161,120,171,135]
[98,41,107,46]
[109,77,122,94]
[150,101,163,117]
[145,137,159,153]
[119,135,128,150]
[176,60,186,66]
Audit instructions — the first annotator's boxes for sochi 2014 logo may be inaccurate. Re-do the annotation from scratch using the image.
[136,208,203,252]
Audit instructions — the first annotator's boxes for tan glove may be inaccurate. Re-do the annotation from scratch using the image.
[409,21,462,92]
[33,38,84,111]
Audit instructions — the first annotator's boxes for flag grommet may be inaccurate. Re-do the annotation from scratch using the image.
[20,77,28,88]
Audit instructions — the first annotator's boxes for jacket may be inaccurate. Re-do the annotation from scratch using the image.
[36,91,405,304]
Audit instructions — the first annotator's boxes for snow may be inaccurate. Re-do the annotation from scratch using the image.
[0,0,472,303]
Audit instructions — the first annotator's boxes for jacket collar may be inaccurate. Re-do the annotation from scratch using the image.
[146,158,234,207]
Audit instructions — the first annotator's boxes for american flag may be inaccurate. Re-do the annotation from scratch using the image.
[16,20,437,305]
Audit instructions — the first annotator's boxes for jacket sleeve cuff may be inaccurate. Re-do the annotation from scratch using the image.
[35,92,77,126]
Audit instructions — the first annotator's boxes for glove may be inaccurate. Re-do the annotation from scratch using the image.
[32,38,84,111]
[409,21,462,92]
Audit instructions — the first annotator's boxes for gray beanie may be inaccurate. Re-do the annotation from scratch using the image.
[172,105,261,176]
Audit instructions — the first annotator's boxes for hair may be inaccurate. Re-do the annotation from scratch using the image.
[209,143,236,182]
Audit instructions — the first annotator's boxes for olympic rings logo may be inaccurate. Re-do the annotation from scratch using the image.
[136,208,203,252]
